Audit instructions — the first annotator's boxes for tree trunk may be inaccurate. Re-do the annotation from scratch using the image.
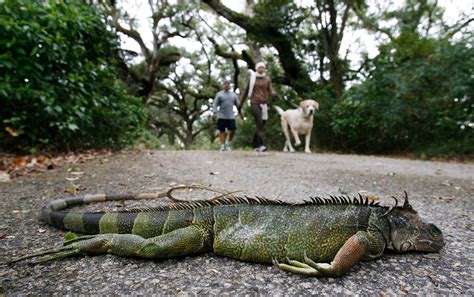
[202,0,316,96]
[184,122,194,150]
[328,54,344,99]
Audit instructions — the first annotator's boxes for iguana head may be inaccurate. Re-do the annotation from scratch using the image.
[386,192,444,253]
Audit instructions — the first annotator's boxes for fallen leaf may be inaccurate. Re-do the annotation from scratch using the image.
[400,284,408,293]
[65,177,80,182]
[5,126,19,137]
[70,171,85,176]
[452,262,461,267]
[68,167,82,173]
[36,155,47,164]
[33,163,47,172]
[64,186,78,194]
[440,181,452,186]
[379,291,387,297]
[12,156,27,168]
[1,150,111,180]
[367,195,379,201]
[27,158,37,168]
[0,171,10,182]
[38,229,46,233]
[386,172,396,176]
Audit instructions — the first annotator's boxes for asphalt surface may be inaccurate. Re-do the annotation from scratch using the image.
[1,150,473,295]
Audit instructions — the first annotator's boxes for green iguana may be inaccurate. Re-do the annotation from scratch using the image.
[11,191,444,277]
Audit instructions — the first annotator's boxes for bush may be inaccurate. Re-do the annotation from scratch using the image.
[0,0,145,152]
[328,35,473,156]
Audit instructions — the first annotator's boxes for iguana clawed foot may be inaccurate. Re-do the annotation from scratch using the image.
[8,245,80,264]
[9,233,114,264]
[272,257,320,276]
[272,251,343,277]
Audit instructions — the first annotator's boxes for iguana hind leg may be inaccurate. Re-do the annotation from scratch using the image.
[10,225,211,264]
[273,231,384,277]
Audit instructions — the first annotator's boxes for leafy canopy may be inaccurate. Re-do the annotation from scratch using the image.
[0,0,145,152]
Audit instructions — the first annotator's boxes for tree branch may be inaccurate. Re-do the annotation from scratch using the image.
[201,0,251,27]
[447,17,474,37]
[353,7,394,41]
[110,4,150,59]
[202,0,315,95]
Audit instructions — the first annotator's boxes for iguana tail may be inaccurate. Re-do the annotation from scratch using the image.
[41,192,165,235]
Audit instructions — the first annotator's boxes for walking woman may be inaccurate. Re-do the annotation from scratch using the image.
[238,62,278,152]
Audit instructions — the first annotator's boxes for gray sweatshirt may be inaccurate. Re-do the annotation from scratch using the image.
[213,90,240,119]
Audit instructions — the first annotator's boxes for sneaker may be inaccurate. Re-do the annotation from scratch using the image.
[256,145,267,152]
[220,144,226,152]
[225,142,232,151]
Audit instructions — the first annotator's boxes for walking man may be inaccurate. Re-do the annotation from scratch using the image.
[213,81,240,151]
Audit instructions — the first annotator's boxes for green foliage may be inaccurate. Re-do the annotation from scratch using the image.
[0,0,145,152]
[310,86,340,149]
[251,0,305,37]
[328,34,473,156]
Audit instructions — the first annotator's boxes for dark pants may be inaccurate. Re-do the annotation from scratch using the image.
[251,103,266,148]
[216,119,237,132]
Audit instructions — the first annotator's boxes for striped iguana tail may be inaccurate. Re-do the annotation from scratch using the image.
[41,192,166,235]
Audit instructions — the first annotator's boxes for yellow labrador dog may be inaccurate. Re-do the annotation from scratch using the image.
[274,100,319,153]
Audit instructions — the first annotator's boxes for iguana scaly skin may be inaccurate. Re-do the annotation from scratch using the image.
[11,192,444,277]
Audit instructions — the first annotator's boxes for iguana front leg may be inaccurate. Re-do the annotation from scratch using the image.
[10,225,211,264]
[273,231,385,277]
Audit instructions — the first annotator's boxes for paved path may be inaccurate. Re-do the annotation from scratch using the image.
[1,151,473,295]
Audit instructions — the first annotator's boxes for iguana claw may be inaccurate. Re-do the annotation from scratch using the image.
[272,255,321,276]
[8,245,80,265]
[272,251,346,277]
[303,251,343,277]
[9,234,115,264]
